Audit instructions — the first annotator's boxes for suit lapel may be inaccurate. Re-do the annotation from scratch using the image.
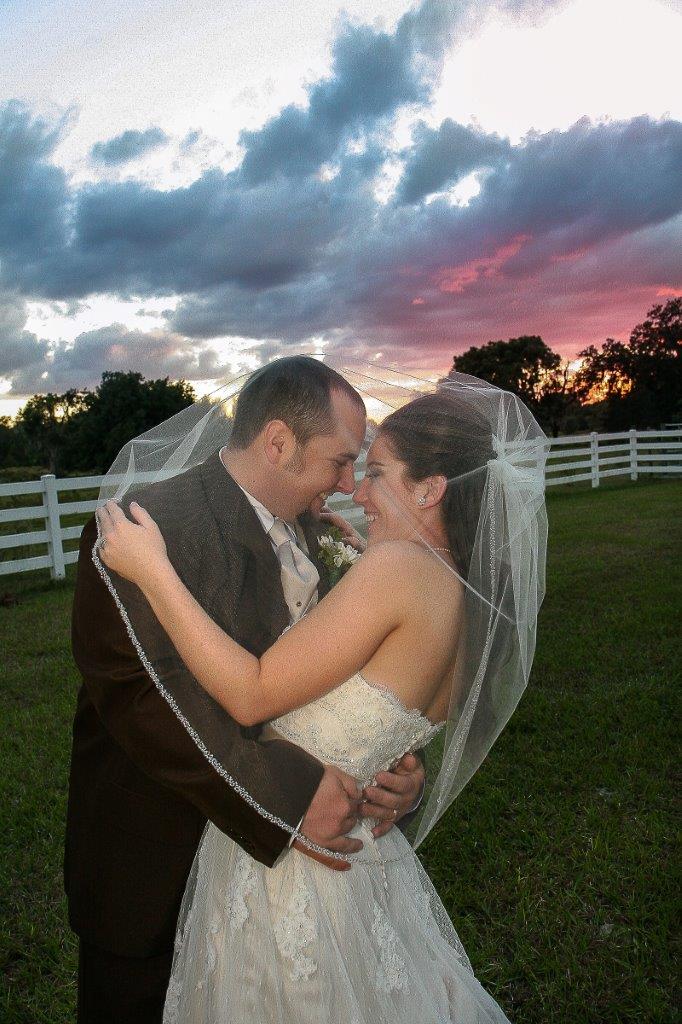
[198,452,289,641]
[197,452,335,628]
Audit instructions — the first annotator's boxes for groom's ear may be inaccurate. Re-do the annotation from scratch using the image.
[262,419,297,465]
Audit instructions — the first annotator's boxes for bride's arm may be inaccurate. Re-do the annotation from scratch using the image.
[97,500,412,727]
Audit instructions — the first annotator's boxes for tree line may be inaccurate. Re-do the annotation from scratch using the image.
[1,298,679,476]
[447,298,681,436]
[0,372,196,476]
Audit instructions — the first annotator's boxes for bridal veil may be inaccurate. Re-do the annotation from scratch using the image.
[94,362,548,862]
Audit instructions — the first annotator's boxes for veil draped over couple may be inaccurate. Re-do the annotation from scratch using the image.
[65,356,547,1024]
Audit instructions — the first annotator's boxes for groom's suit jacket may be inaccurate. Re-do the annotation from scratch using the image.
[65,452,328,958]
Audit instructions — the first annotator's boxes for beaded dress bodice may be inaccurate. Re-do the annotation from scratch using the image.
[269,672,443,784]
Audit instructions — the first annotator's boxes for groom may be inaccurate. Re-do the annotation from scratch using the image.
[65,356,424,1024]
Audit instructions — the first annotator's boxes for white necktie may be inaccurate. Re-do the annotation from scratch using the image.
[268,518,319,623]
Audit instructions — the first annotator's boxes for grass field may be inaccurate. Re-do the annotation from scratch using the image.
[1,479,680,1023]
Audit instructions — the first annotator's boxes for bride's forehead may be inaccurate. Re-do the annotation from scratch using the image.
[366,434,393,461]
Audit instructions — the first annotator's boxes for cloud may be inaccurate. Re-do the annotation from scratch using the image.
[5,102,679,310]
[179,129,202,151]
[0,101,71,280]
[314,213,682,368]
[90,126,169,166]
[7,321,234,395]
[0,291,50,379]
[0,0,680,394]
[170,115,682,344]
[238,0,457,185]
[395,119,511,203]
[0,291,236,396]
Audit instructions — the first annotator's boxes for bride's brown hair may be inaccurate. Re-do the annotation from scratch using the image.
[378,390,494,577]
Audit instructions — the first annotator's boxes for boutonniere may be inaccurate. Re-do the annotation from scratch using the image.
[317,526,362,587]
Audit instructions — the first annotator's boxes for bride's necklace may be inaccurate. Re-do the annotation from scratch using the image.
[418,540,452,556]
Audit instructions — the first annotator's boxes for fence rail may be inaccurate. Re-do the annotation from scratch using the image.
[1,428,680,580]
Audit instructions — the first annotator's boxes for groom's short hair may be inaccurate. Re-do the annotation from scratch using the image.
[229,356,365,449]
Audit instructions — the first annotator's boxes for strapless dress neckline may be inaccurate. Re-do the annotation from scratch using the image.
[269,670,444,786]
[354,671,442,730]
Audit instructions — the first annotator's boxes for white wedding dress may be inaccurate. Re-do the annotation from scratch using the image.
[163,673,513,1023]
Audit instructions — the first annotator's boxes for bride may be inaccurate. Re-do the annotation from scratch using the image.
[97,380,546,1024]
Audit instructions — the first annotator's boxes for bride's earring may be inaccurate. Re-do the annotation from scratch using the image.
[417,495,427,507]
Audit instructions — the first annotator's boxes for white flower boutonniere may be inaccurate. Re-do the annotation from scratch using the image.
[317,527,362,586]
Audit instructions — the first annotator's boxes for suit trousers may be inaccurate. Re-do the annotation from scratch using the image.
[77,939,173,1024]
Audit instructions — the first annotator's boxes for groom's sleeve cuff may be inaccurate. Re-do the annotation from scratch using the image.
[271,816,304,867]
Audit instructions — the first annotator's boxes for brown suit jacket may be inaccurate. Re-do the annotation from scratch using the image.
[65,453,327,957]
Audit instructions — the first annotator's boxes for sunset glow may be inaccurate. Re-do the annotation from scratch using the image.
[0,0,680,418]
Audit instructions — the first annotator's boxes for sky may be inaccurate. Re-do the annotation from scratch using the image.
[1,0,681,417]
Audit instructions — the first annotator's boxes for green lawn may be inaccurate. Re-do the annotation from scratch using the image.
[1,479,680,1023]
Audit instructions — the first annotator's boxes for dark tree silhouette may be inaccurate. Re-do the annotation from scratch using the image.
[447,335,578,435]
[67,372,197,473]
[574,297,681,430]
[449,335,559,404]
[0,415,32,470]
[0,373,196,475]
[13,390,89,474]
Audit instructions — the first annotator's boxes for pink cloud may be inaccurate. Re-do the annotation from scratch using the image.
[550,248,588,264]
[435,235,533,294]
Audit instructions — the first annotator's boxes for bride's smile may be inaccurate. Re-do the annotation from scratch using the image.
[354,434,450,554]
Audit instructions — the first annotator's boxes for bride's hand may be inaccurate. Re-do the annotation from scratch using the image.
[360,753,425,839]
[318,508,366,553]
[96,500,170,588]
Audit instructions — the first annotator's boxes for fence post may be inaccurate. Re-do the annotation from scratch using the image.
[629,429,638,481]
[42,474,66,580]
[590,432,599,488]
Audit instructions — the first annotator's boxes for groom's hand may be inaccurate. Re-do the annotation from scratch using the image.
[360,753,425,839]
[296,765,364,871]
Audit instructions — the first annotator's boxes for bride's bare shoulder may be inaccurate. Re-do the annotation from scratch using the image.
[359,540,462,591]
[351,542,462,637]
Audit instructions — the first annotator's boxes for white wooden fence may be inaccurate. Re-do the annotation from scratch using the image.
[1,428,680,580]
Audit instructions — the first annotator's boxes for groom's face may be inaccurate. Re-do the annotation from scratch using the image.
[283,389,366,518]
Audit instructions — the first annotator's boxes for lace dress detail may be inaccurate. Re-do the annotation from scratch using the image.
[163,673,512,1024]
[371,904,408,994]
[226,847,257,931]
[273,877,317,982]
[270,672,442,785]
